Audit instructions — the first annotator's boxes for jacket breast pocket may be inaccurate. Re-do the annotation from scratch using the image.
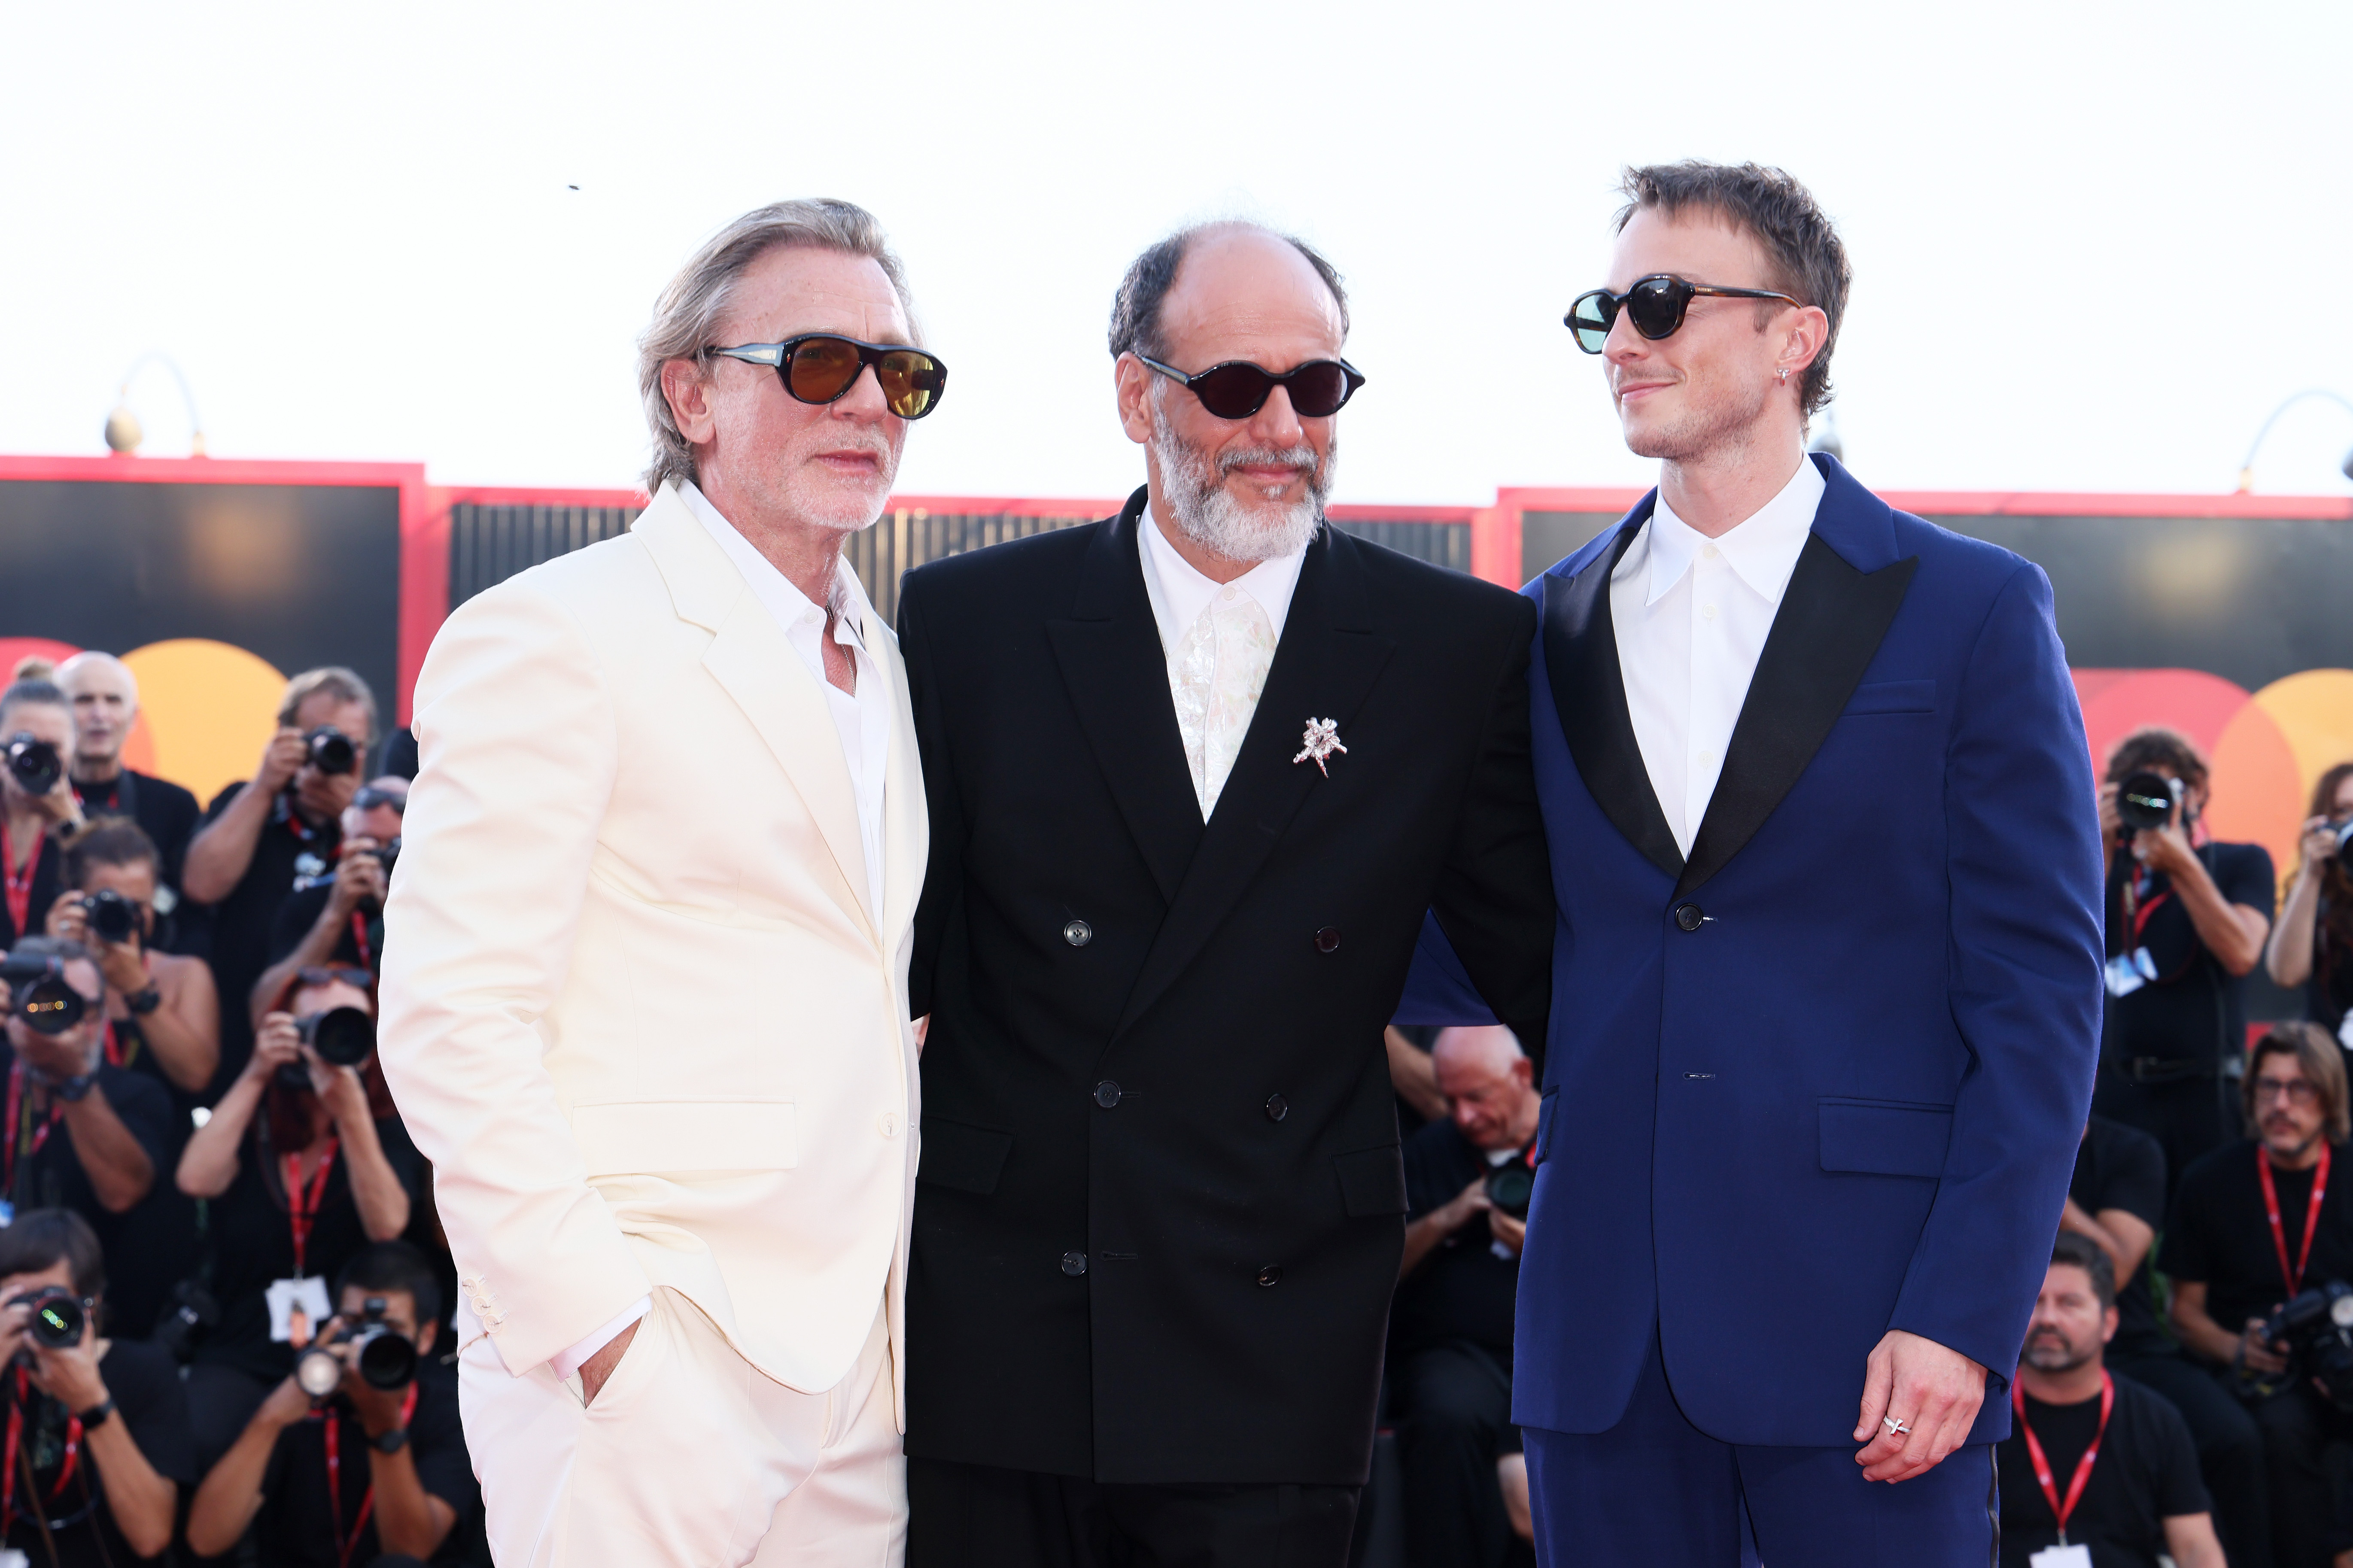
[1818,1097,1954,1178]
[571,1101,796,1177]
[1842,679,1937,717]
[1333,1145,1408,1218]
[918,1117,1015,1196]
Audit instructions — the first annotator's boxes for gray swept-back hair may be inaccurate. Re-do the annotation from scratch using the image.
[636,199,919,495]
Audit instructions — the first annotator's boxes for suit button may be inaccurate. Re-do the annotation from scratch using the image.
[1314,927,1341,953]
[1094,1080,1122,1109]
[1061,1251,1089,1277]
[1063,919,1093,947]
[878,1112,900,1138]
[1256,1265,1283,1287]
[1674,903,1706,933]
[1264,1094,1289,1122]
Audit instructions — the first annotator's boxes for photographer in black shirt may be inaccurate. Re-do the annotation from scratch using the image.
[54,653,202,916]
[1998,1234,2222,1568]
[1394,1025,1542,1568]
[2162,1023,2353,1568]
[250,776,406,1024]
[2092,727,2277,1197]
[2268,761,2353,1040]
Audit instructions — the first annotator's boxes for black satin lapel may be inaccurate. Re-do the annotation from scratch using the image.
[1676,537,1920,899]
[1046,500,1203,905]
[1541,529,1684,881]
[1111,534,1395,1040]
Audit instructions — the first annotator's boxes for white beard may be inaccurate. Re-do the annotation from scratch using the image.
[1149,393,1331,564]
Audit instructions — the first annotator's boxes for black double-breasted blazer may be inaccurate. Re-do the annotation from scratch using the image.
[898,488,1553,1486]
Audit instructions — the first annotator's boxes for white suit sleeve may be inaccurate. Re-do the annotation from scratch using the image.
[378,577,652,1375]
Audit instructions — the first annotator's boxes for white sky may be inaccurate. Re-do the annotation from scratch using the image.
[5,0,2350,509]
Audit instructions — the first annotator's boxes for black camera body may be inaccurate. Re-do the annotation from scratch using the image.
[1485,1152,1536,1220]
[3,733,62,798]
[0,951,87,1036]
[9,1285,85,1355]
[83,888,140,945]
[274,1004,376,1089]
[305,726,358,778]
[2244,1279,2353,1412]
[293,1295,417,1399]
[2117,769,2183,834]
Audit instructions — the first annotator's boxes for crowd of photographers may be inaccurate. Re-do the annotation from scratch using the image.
[0,653,471,1567]
[6,637,2353,1568]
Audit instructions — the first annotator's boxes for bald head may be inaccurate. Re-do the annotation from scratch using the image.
[1108,220,1349,364]
[1432,1025,1540,1153]
[56,652,138,779]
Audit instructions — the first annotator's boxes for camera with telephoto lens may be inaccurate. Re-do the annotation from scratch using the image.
[0,951,87,1036]
[293,1296,416,1399]
[1484,1149,1537,1220]
[304,726,357,777]
[2336,818,2353,858]
[2116,770,2183,834]
[8,1286,85,1358]
[83,888,139,945]
[273,1005,376,1089]
[3,733,62,798]
[2241,1279,2353,1412]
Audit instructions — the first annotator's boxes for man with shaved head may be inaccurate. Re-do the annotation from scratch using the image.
[55,653,201,908]
[897,223,1556,1565]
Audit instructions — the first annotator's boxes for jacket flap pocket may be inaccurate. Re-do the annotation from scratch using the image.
[1844,679,1937,716]
[1819,1098,1953,1178]
[1334,1145,1408,1218]
[918,1117,1014,1196]
[1532,1087,1560,1166]
[571,1100,796,1177]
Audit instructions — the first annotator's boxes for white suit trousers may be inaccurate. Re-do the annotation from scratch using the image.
[459,1288,905,1567]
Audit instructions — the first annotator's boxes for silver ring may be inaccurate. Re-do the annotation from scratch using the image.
[1882,1416,1912,1436]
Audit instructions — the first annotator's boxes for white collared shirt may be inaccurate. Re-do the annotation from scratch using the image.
[1610,455,1825,857]
[680,481,889,926]
[1136,506,1308,659]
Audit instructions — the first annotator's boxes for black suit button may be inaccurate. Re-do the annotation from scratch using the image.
[1314,927,1341,954]
[1256,1265,1283,1287]
[1061,1251,1088,1277]
[1674,903,1706,933]
[1265,1094,1289,1122]
[1094,1080,1122,1109]
[1063,919,1093,947]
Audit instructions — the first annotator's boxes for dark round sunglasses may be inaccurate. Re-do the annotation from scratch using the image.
[707,334,948,419]
[1565,275,1803,354]
[1137,354,1365,420]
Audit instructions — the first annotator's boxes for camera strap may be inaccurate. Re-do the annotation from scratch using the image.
[1,1367,82,1527]
[2011,1370,2112,1546]
[0,823,34,939]
[2,1067,64,1200]
[322,1383,418,1568]
[283,1140,341,1279]
[2259,1143,2332,1298]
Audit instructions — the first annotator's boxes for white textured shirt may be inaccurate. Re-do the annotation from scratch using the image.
[1611,456,1825,857]
[1136,509,1307,660]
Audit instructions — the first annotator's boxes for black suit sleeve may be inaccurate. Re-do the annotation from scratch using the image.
[1427,593,1555,1063]
[900,573,963,1022]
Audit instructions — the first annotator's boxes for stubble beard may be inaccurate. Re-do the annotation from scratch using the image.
[1149,391,1330,565]
[1620,369,1775,467]
[2019,1331,2094,1376]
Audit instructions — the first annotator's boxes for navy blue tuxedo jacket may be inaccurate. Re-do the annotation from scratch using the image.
[1480,454,2104,1447]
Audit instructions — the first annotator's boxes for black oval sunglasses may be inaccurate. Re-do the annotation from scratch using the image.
[1137,354,1365,420]
[1566,275,1803,354]
[707,334,948,419]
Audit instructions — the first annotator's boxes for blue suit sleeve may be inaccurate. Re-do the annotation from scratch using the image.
[1888,562,2104,1378]
[1393,910,1500,1027]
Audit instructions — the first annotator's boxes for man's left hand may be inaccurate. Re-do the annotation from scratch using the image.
[1488,1208,1527,1256]
[2134,820,2198,878]
[27,1309,106,1413]
[1852,1330,1985,1483]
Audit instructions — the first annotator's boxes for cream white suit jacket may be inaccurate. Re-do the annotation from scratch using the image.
[378,482,925,1421]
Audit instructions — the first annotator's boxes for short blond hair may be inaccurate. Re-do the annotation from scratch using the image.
[277,667,377,742]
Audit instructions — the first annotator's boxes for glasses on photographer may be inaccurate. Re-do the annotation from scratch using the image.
[2254,1077,2320,1106]
[353,786,405,814]
[1135,355,1365,420]
[1566,274,1805,354]
[705,335,948,419]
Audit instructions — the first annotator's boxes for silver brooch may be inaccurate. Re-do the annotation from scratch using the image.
[1292,717,1348,777]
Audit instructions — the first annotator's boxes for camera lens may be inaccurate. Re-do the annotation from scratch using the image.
[11,1287,84,1351]
[374,837,400,882]
[2116,770,2177,833]
[1484,1162,1535,1220]
[3,735,62,798]
[0,954,88,1036]
[2336,819,2353,857]
[306,727,358,777]
[85,890,138,945]
[351,1325,418,1389]
[295,1344,344,1399]
[300,1006,376,1068]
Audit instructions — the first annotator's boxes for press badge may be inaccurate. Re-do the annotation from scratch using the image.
[2029,1545,2092,1568]
[2103,948,2157,998]
[266,1276,333,1344]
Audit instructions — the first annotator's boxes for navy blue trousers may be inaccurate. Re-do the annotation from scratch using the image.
[1524,1333,1996,1568]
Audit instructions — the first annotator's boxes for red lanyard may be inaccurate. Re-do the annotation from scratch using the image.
[2013,1372,2113,1544]
[2259,1143,2332,1298]
[284,1140,340,1277]
[2,1367,82,1525]
[322,1383,418,1568]
[3,1066,64,1198]
[0,823,33,938]
[348,912,372,971]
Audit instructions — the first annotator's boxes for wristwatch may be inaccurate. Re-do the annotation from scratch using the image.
[76,1398,115,1430]
[55,1074,95,1103]
[371,1426,410,1456]
[125,987,162,1016]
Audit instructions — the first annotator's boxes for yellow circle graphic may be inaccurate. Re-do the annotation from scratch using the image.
[120,639,288,808]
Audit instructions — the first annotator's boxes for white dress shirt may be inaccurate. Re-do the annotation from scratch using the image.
[1136,509,1307,657]
[1611,456,1825,857]
[546,481,892,1387]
